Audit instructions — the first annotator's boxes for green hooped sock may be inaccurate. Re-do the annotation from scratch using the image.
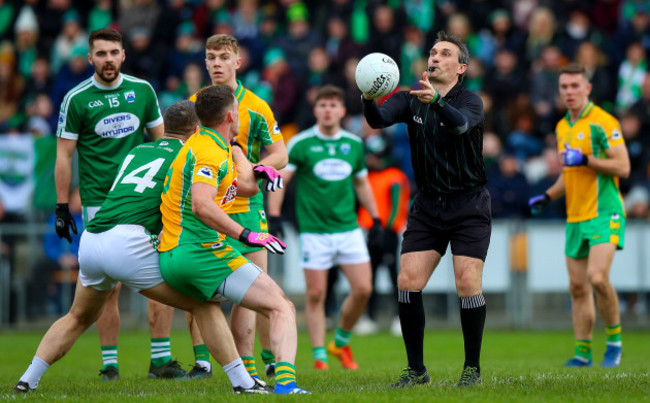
[261,349,275,365]
[334,327,352,348]
[101,345,118,370]
[574,339,592,361]
[151,337,172,367]
[242,356,258,378]
[193,344,210,363]
[275,362,296,386]
[312,347,327,362]
[605,324,622,345]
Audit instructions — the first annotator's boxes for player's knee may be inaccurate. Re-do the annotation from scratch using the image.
[306,286,326,305]
[354,282,372,300]
[397,270,423,290]
[589,273,610,293]
[569,281,590,298]
[69,309,99,329]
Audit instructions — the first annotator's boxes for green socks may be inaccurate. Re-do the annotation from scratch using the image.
[606,324,622,347]
[312,347,327,362]
[261,349,275,366]
[334,327,352,348]
[574,339,592,362]
[193,344,211,369]
[151,337,172,367]
[101,345,118,370]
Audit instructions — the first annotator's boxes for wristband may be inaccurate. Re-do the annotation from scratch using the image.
[427,92,441,105]
[238,228,251,242]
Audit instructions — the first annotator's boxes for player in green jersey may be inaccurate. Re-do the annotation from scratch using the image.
[267,85,382,370]
[53,28,180,381]
[14,100,268,394]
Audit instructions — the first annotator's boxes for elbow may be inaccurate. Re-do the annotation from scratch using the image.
[619,166,631,179]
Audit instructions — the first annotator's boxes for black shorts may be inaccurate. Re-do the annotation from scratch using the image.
[401,187,492,261]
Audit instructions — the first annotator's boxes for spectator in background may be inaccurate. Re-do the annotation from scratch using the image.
[575,42,613,110]
[506,110,544,163]
[616,41,647,114]
[50,46,94,110]
[0,43,23,130]
[192,0,227,39]
[122,27,167,90]
[487,153,530,218]
[263,48,298,126]
[400,25,426,87]
[524,7,558,69]
[37,0,71,51]
[152,0,193,49]
[488,8,524,55]
[232,0,260,41]
[118,0,160,41]
[618,112,648,195]
[447,12,495,69]
[23,57,52,102]
[277,2,322,86]
[50,10,87,75]
[484,48,524,135]
[630,72,650,144]
[557,7,603,61]
[530,45,564,135]
[625,185,650,219]
[87,0,114,32]
[0,0,16,41]
[325,15,361,78]
[165,21,203,83]
[13,3,39,78]
[29,188,83,317]
[366,5,403,67]
[482,131,503,175]
[25,93,55,136]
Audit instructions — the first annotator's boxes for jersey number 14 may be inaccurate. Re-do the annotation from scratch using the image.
[110,155,165,193]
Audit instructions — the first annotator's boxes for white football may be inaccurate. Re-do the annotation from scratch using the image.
[355,53,400,98]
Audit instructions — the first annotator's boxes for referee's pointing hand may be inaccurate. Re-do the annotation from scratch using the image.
[410,72,438,104]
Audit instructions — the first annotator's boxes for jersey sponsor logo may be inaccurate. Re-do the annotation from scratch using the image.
[413,115,423,124]
[611,129,622,140]
[124,90,136,104]
[88,100,104,108]
[340,143,351,155]
[313,158,353,181]
[94,113,141,138]
[196,165,214,179]
[221,178,238,205]
[272,122,280,135]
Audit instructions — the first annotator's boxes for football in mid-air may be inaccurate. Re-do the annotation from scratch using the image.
[355,53,400,98]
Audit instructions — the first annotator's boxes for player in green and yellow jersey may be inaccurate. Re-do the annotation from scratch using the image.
[529,64,630,368]
[159,85,309,395]
[188,34,286,380]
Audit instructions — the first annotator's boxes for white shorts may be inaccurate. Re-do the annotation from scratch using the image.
[299,228,370,270]
[78,224,164,291]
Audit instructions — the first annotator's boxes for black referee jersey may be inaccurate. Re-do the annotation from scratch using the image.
[362,83,486,196]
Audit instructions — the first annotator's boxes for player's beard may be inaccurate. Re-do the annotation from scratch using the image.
[96,62,121,83]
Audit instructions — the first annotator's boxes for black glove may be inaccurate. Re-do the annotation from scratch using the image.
[55,203,78,243]
[367,218,383,252]
[268,215,285,238]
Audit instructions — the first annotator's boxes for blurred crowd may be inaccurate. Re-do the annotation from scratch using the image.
[1,0,650,223]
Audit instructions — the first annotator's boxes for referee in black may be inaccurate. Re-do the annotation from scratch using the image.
[362,31,489,388]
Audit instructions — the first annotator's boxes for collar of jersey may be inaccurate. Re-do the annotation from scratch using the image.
[564,101,594,127]
[235,80,245,102]
[91,73,124,90]
[314,125,342,141]
[199,126,228,150]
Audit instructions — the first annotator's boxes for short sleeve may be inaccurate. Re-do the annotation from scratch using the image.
[56,95,81,140]
[601,117,624,150]
[255,100,282,146]
[286,137,302,171]
[143,83,164,128]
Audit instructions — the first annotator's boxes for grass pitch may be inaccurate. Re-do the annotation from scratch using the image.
[1,328,648,402]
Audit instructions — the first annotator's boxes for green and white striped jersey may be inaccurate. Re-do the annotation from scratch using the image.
[87,138,183,235]
[57,74,163,206]
[286,126,367,234]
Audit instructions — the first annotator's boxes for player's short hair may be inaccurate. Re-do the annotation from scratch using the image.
[206,34,239,54]
[89,28,122,50]
[559,63,590,81]
[314,85,345,104]
[163,100,199,137]
[194,85,235,127]
[433,30,470,82]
